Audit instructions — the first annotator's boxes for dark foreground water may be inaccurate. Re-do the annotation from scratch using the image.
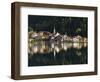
[28,41,88,66]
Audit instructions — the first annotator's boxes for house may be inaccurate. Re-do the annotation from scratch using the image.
[72,35,82,42]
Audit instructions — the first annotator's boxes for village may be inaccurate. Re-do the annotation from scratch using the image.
[28,28,88,55]
[28,30,87,43]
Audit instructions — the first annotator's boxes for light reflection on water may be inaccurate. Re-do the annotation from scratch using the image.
[28,41,88,66]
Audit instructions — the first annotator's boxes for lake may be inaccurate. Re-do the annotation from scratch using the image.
[28,41,88,66]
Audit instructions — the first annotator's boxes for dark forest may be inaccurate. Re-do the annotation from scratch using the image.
[28,15,88,37]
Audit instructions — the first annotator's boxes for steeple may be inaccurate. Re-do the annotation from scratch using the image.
[53,26,56,34]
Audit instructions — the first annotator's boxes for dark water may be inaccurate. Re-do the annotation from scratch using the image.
[28,41,88,66]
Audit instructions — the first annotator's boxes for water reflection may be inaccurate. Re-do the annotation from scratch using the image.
[28,41,88,66]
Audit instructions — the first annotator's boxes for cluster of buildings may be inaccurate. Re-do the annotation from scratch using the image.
[28,30,87,43]
[28,28,88,55]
